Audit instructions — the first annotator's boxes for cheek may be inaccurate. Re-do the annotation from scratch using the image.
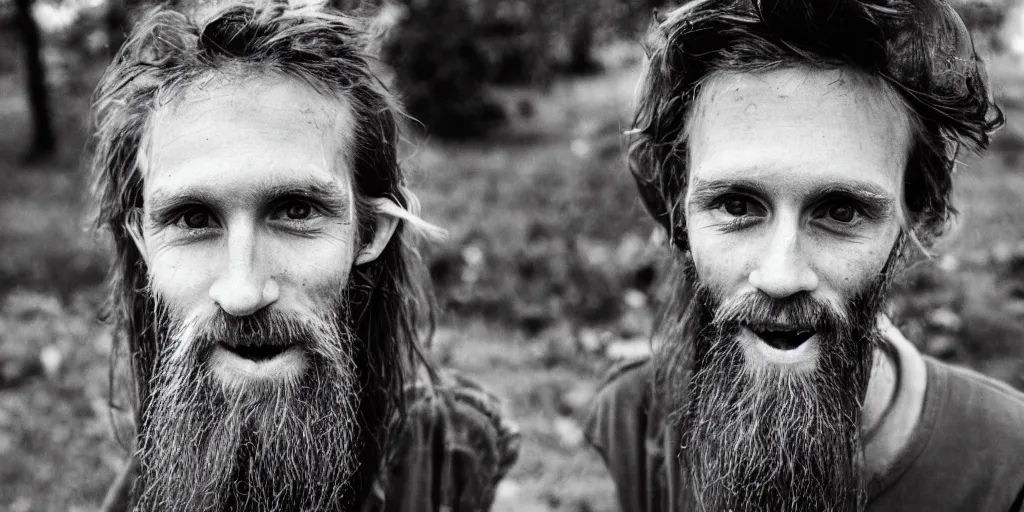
[289,249,353,291]
[147,245,216,306]
[813,228,901,296]
[280,238,358,300]
[687,225,751,293]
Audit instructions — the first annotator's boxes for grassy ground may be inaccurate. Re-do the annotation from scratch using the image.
[1,52,1023,511]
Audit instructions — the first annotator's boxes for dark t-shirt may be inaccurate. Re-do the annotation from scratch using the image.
[583,357,1024,512]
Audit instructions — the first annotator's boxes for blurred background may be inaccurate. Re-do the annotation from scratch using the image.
[1,0,1023,510]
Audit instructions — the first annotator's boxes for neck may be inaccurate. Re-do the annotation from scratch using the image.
[858,314,928,480]
[860,334,898,440]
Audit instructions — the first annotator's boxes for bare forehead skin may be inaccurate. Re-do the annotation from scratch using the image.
[140,72,356,191]
[685,66,914,195]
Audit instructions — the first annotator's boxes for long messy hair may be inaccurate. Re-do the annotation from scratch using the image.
[89,0,438,503]
[630,0,1003,252]
[635,0,1003,413]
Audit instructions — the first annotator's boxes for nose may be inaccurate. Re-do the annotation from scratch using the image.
[208,223,279,316]
[748,219,819,298]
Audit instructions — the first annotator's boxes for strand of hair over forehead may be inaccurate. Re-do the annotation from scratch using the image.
[648,0,1000,144]
[111,1,373,103]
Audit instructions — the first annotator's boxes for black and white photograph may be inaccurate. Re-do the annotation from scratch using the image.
[2,0,1024,510]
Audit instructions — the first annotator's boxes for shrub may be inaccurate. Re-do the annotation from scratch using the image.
[381,0,508,138]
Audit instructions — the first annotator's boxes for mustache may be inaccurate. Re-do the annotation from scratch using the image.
[199,309,333,347]
[163,305,344,365]
[705,289,850,331]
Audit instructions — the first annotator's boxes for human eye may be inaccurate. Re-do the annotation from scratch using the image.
[825,203,858,223]
[812,200,866,231]
[172,206,219,231]
[269,198,325,227]
[275,200,313,220]
[708,194,768,230]
[721,197,755,216]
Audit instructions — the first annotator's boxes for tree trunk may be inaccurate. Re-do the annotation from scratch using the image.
[14,0,56,161]
[567,13,599,74]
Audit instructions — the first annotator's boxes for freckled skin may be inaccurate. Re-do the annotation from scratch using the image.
[141,75,359,325]
[685,68,907,315]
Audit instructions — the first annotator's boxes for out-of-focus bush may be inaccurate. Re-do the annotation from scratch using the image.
[953,0,1011,32]
[381,0,509,138]
[380,0,669,138]
[950,0,1024,53]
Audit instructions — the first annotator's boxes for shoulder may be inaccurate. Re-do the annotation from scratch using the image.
[913,358,1024,508]
[595,357,656,413]
[98,453,138,512]
[582,357,656,457]
[599,357,655,391]
[928,357,1024,435]
[374,371,520,511]
[581,358,666,512]
[402,371,521,476]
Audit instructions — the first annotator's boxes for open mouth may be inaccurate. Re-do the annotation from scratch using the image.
[208,339,308,388]
[220,342,291,362]
[750,328,815,351]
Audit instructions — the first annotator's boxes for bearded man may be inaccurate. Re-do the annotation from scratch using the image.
[584,1,1024,511]
[90,2,517,510]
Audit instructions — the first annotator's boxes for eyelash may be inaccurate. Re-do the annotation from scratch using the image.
[720,216,759,232]
[816,199,873,221]
[704,194,764,231]
[163,199,326,231]
[814,203,871,236]
[706,194,755,211]
[272,197,326,221]
[167,207,219,240]
[702,195,872,232]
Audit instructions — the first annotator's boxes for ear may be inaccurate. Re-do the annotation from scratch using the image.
[354,198,401,266]
[126,208,151,267]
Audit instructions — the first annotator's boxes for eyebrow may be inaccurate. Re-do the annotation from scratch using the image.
[146,178,350,223]
[688,178,770,206]
[809,183,895,216]
[688,177,896,215]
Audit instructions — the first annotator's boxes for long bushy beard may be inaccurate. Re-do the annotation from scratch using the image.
[133,301,362,511]
[660,257,893,512]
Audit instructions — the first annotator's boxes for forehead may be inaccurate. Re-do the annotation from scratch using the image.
[686,67,912,197]
[141,73,355,201]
